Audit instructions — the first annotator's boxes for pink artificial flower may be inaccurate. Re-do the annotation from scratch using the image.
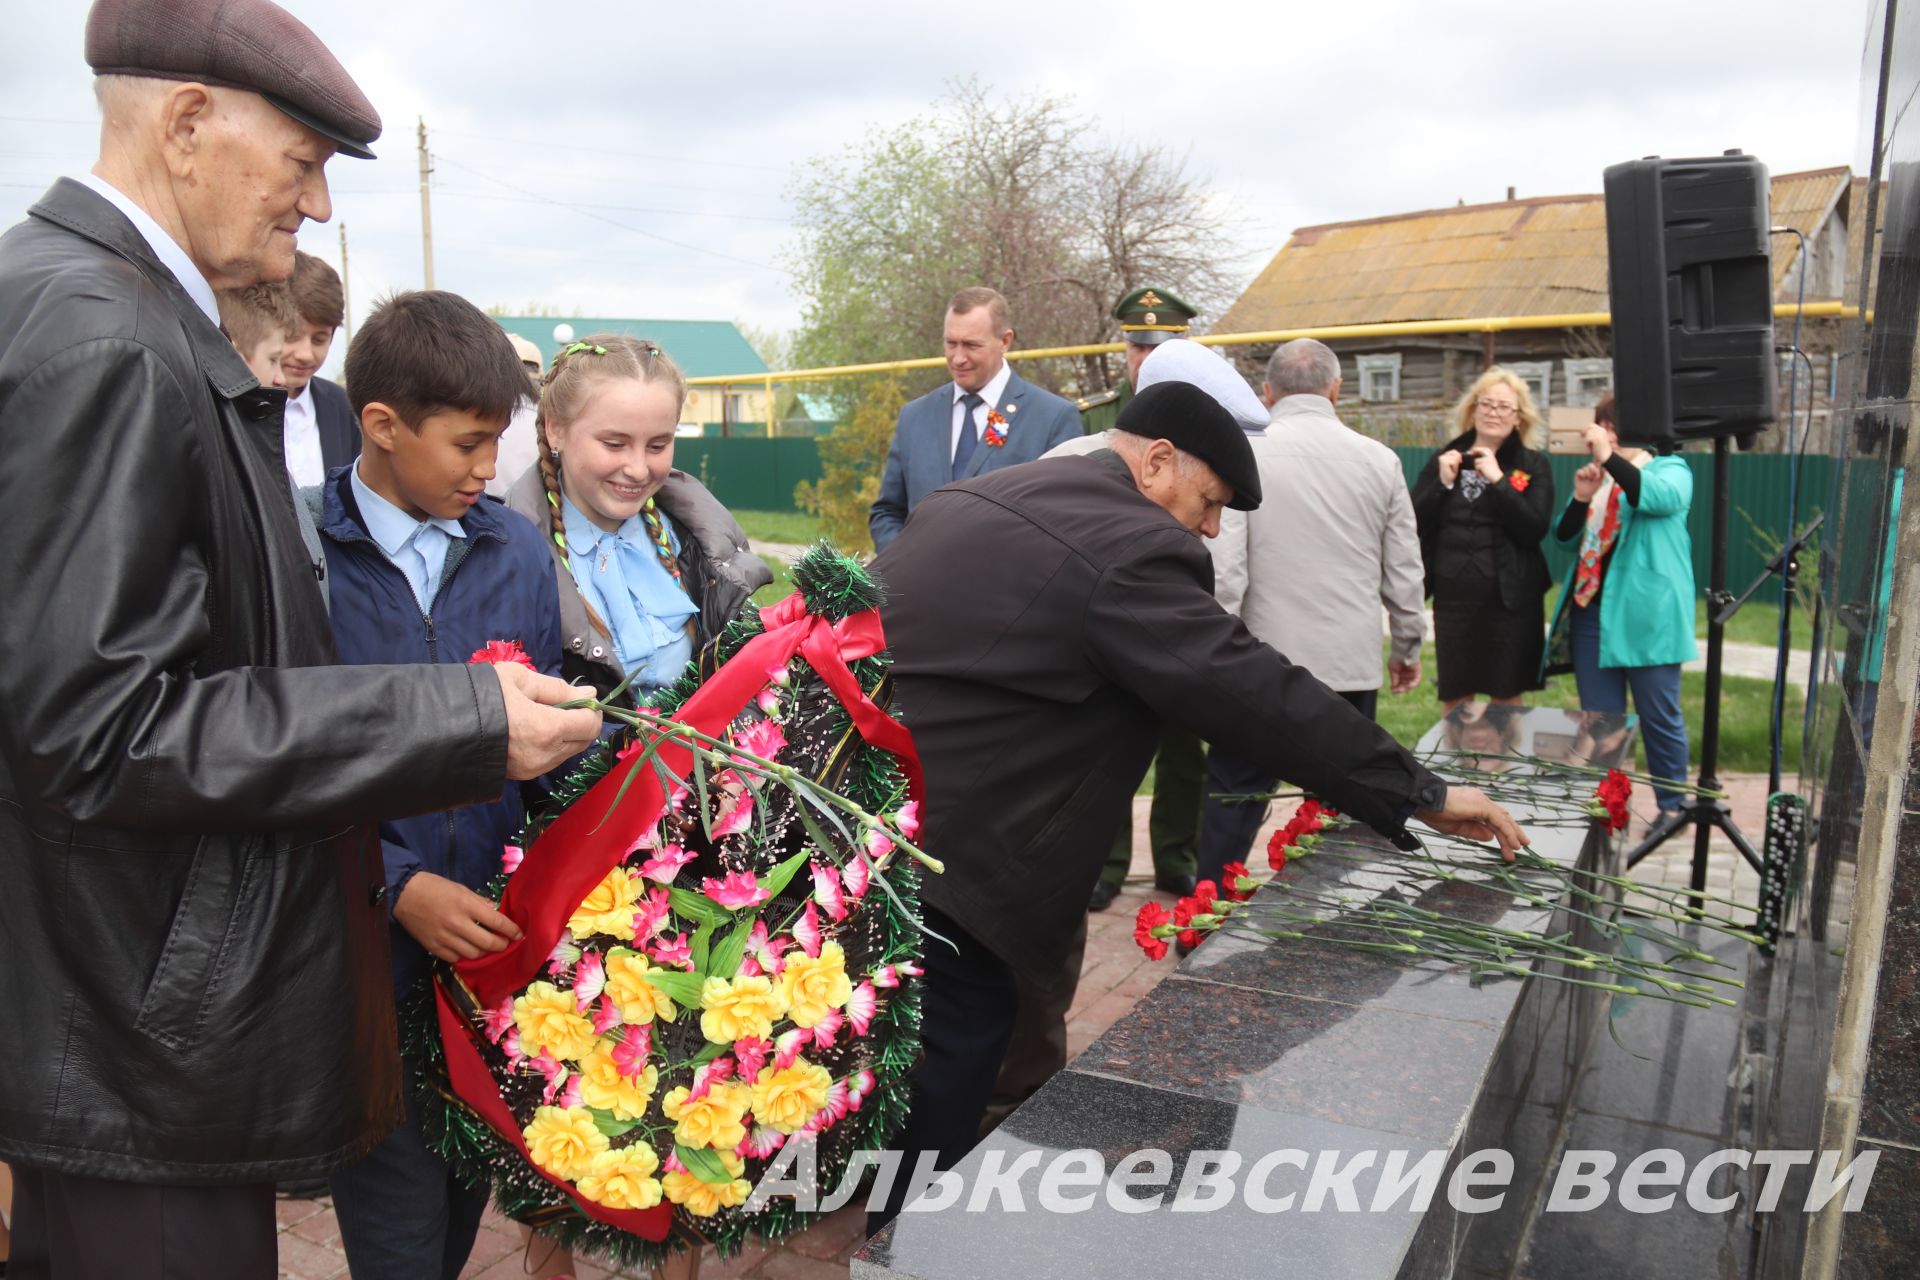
[738,955,763,978]
[530,1051,567,1103]
[547,934,580,977]
[848,1068,876,1099]
[689,1057,735,1102]
[612,1025,652,1078]
[637,843,696,885]
[895,800,921,839]
[794,901,823,958]
[663,1149,687,1175]
[482,997,515,1045]
[556,1075,582,1109]
[701,870,770,911]
[766,661,791,687]
[501,844,524,875]
[711,775,756,840]
[634,887,673,940]
[572,953,606,1012]
[631,827,660,852]
[502,1027,525,1068]
[846,982,878,1036]
[735,718,787,762]
[743,1125,786,1160]
[871,961,921,990]
[842,854,871,901]
[822,1079,852,1122]
[592,994,622,1036]
[755,688,782,715]
[864,827,894,868]
[748,920,790,975]
[651,931,694,969]
[811,862,848,922]
[773,1028,809,1071]
[809,1007,845,1049]
[733,1036,772,1080]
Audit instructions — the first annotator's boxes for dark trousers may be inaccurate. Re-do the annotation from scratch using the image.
[9,1167,275,1279]
[1100,724,1204,886]
[1195,687,1377,886]
[869,907,1020,1235]
[981,912,1089,1134]
[329,1056,489,1280]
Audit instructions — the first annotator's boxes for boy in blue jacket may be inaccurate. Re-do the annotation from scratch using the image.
[318,290,564,1279]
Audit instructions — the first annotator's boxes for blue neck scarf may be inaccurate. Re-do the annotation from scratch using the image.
[560,493,698,691]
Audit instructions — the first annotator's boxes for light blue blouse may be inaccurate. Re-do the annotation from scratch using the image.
[561,495,697,690]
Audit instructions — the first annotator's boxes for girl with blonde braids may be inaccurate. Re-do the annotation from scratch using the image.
[505,335,771,701]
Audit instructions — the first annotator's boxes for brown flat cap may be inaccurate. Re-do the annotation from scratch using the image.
[86,0,381,159]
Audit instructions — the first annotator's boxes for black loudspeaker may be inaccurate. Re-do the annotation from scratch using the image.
[1603,152,1777,446]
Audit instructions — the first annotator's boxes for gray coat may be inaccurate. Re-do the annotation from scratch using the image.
[504,465,771,695]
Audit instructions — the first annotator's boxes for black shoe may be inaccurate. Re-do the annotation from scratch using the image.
[1155,873,1197,897]
[1087,880,1121,912]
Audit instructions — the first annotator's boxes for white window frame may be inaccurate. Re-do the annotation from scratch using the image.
[1355,353,1402,403]
[1507,360,1553,409]
[1563,358,1613,407]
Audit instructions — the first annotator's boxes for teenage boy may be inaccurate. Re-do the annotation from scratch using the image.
[216,281,299,389]
[315,290,565,1279]
[283,249,359,486]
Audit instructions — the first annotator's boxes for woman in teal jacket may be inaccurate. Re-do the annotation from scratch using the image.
[1544,394,1698,810]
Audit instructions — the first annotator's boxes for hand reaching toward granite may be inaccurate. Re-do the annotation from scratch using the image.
[1415,785,1528,862]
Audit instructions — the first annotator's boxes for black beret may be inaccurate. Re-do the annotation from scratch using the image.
[86,0,381,159]
[1116,380,1263,511]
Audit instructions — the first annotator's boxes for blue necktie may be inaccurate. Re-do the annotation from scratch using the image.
[952,392,984,479]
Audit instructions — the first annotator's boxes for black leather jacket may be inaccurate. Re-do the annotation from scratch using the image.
[0,180,513,1183]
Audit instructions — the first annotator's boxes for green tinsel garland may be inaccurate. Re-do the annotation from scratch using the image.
[407,545,923,1270]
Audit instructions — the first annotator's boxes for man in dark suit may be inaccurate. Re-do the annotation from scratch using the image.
[867,286,1080,551]
[866,381,1526,1230]
[280,249,359,486]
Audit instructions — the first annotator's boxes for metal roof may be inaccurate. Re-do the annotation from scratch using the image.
[1217,167,1853,332]
[491,316,769,378]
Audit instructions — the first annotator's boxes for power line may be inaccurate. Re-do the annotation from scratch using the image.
[434,127,785,173]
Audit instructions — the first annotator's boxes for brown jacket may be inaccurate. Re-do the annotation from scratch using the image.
[873,452,1442,984]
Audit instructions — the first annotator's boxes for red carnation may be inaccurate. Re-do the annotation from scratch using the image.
[1266,827,1292,872]
[1134,901,1172,961]
[1509,470,1532,493]
[1192,880,1219,910]
[1220,861,1255,901]
[468,638,537,670]
[1171,895,1208,951]
[1595,769,1632,832]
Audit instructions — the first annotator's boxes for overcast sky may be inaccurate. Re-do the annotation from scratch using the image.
[0,0,1873,376]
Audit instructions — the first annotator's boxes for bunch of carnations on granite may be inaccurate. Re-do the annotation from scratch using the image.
[414,549,934,1271]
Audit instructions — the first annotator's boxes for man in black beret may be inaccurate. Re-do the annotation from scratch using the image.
[865,381,1528,1232]
[0,2,600,1273]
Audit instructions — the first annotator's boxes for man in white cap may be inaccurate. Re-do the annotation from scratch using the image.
[0,2,598,1271]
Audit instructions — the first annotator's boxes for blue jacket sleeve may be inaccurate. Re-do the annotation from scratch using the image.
[383,834,425,921]
[869,418,912,552]
[1041,399,1081,451]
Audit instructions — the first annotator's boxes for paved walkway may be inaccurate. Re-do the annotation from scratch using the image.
[276,775,1773,1279]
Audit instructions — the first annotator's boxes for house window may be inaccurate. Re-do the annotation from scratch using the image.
[1506,361,1553,409]
[1356,353,1402,402]
[1563,358,1612,407]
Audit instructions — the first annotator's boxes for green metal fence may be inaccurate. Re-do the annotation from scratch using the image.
[673,438,824,512]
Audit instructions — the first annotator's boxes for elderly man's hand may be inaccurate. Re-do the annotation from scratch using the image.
[1415,785,1528,862]
[1389,659,1421,694]
[493,663,602,780]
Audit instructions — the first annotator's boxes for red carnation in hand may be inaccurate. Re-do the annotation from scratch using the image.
[468,638,537,670]
[1220,861,1256,902]
[1595,769,1632,832]
[1134,901,1172,961]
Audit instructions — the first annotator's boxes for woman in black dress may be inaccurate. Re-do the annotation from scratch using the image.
[1412,368,1556,710]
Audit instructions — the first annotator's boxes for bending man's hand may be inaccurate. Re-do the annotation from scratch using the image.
[493,662,602,780]
[1414,785,1528,862]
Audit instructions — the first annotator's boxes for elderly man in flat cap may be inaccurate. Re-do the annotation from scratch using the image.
[864,381,1528,1232]
[0,2,599,1274]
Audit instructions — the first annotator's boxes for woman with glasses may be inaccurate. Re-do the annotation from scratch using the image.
[1412,368,1556,711]
[1542,393,1696,811]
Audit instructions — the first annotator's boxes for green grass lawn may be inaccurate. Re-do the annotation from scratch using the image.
[733,510,823,546]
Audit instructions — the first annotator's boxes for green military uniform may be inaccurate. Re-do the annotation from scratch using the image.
[1093,287,1204,907]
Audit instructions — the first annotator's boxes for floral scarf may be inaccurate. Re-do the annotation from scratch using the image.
[1572,478,1623,607]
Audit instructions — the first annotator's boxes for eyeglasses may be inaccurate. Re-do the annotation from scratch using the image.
[1475,399,1519,416]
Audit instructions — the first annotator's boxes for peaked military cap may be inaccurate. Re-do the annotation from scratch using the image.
[1113,286,1197,346]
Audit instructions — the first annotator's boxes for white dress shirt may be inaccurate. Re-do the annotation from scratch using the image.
[74,173,218,326]
[282,383,328,488]
[949,361,1014,458]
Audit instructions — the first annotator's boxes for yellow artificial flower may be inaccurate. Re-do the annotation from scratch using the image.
[568,867,642,941]
[749,1058,833,1134]
[576,1143,664,1211]
[522,1105,608,1181]
[603,952,678,1025]
[777,941,853,1029]
[660,1082,752,1152]
[698,974,784,1044]
[512,981,598,1062]
[662,1151,751,1218]
[578,1044,660,1122]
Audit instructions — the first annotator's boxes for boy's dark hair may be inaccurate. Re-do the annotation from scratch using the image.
[345,290,530,429]
[216,281,299,352]
[290,251,345,330]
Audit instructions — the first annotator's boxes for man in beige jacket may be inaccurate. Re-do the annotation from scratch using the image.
[1193,337,1428,886]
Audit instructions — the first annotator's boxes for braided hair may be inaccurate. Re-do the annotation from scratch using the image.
[536,334,695,644]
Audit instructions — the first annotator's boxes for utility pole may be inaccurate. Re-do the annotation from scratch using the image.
[416,116,434,289]
[338,221,352,348]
